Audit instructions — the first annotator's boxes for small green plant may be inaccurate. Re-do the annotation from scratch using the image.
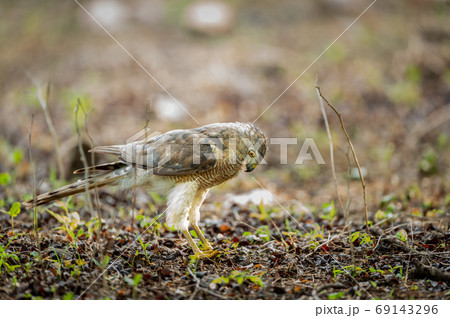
[343,265,363,277]
[11,148,24,165]
[250,202,280,221]
[0,235,20,274]
[389,288,395,298]
[137,213,162,236]
[243,226,271,243]
[375,202,397,223]
[418,149,438,175]
[0,172,11,186]
[320,201,337,223]
[282,230,297,243]
[24,293,44,300]
[395,229,408,243]
[50,247,63,279]
[255,225,270,242]
[85,217,100,239]
[349,231,360,243]
[328,291,346,300]
[380,194,396,208]
[333,265,343,279]
[360,233,374,246]
[24,261,33,275]
[124,274,143,299]
[369,267,384,274]
[334,264,365,279]
[30,251,41,262]
[62,292,75,300]
[137,236,151,263]
[93,255,110,271]
[256,202,270,221]
[212,270,264,287]
[306,224,325,249]
[388,265,404,279]
[46,208,83,246]
[0,202,21,233]
[349,231,374,247]
[242,231,256,244]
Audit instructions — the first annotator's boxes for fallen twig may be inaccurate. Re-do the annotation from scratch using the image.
[411,259,450,282]
[369,227,450,282]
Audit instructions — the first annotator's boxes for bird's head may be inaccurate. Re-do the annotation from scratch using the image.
[243,123,268,172]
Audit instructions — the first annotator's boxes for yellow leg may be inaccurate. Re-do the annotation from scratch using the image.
[182,229,203,256]
[182,229,216,258]
[191,222,213,251]
[187,189,218,257]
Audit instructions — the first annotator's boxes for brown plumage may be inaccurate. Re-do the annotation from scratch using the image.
[24,122,268,257]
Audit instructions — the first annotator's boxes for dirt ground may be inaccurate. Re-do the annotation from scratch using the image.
[0,0,449,299]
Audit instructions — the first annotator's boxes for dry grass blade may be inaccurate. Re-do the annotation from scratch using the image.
[74,99,95,217]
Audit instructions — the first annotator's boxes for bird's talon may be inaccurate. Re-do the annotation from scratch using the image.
[201,244,214,251]
[194,249,219,259]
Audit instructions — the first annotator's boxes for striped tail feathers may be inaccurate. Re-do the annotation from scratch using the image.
[23,166,130,209]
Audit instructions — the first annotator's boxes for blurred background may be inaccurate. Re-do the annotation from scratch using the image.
[0,0,449,220]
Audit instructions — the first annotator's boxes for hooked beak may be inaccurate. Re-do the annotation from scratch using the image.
[246,163,257,172]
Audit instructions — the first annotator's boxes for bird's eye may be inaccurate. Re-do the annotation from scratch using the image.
[248,150,256,157]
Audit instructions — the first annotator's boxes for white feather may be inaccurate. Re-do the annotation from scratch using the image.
[165,182,198,231]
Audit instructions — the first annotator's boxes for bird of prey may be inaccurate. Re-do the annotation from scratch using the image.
[24,122,268,257]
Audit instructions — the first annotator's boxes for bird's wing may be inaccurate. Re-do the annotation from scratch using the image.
[93,129,224,176]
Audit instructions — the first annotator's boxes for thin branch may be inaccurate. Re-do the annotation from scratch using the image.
[315,86,369,232]
[315,83,345,216]
[27,115,41,257]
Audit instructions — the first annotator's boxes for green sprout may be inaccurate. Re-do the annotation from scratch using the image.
[212,270,264,288]
[124,274,143,299]
[0,202,21,233]
[0,235,20,274]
